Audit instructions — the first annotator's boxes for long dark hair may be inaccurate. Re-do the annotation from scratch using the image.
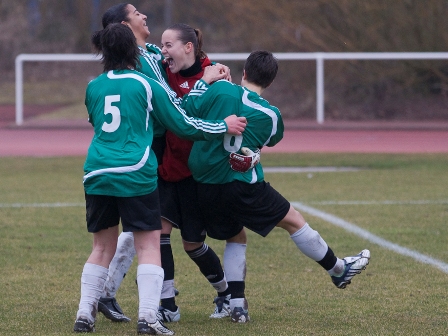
[91,23,140,72]
[165,23,207,59]
[102,3,130,28]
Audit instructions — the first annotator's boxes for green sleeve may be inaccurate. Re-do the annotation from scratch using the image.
[149,80,227,141]
[181,79,212,118]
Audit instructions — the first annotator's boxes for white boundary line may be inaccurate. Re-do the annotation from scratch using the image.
[264,167,361,173]
[291,201,448,274]
[308,200,448,205]
[3,201,447,273]
[2,200,446,208]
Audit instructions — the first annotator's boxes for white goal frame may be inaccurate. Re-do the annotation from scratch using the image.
[15,52,448,126]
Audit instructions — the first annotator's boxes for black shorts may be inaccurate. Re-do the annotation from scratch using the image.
[158,176,206,243]
[197,180,291,240]
[85,190,162,233]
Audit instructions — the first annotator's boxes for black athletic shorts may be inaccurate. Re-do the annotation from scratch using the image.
[158,176,206,243]
[85,190,162,233]
[197,180,291,240]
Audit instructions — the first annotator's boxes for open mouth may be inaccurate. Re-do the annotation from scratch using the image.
[165,57,174,67]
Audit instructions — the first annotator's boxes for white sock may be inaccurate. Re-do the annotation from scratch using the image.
[229,297,246,311]
[102,232,136,299]
[223,243,247,282]
[210,274,228,293]
[161,279,176,299]
[137,264,164,322]
[328,258,345,276]
[77,263,109,323]
[290,223,328,261]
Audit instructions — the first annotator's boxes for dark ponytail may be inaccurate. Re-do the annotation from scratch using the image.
[91,30,102,54]
[91,23,140,72]
[193,28,207,59]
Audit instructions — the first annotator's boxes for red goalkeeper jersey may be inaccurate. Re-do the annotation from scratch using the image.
[158,56,212,182]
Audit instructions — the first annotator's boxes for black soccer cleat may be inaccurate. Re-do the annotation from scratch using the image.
[73,317,95,333]
[137,318,175,335]
[98,297,131,322]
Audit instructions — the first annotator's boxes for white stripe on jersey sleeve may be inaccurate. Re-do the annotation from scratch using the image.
[188,80,209,97]
[138,46,180,103]
[107,71,227,134]
[241,89,278,146]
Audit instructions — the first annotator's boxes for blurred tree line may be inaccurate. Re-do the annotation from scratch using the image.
[2,0,448,120]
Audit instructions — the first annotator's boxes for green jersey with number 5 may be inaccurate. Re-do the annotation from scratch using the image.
[184,79,284,184]
[83,70,228,197]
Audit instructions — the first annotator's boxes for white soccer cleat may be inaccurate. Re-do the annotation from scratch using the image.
[156,306,180,323]
[331,249,370,289]
[209,294,231,319]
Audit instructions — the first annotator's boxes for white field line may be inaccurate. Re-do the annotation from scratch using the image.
[264,166,361,173]
[308,200,448,205]
[291,201,448,274]
[2,200,447,208]
[2,200,447,273]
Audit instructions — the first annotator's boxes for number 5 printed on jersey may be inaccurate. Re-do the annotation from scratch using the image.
[102,95,121,132]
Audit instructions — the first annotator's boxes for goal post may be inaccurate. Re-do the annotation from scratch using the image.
[15,52,448,126]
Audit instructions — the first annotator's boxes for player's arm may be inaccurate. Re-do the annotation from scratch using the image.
[149,80,245,141]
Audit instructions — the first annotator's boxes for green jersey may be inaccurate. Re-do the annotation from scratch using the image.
[83,70,229,197]
[137,44,174,99]
[184,79,284,184]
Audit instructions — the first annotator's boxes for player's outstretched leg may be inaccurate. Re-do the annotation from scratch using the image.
[331,249,370,289]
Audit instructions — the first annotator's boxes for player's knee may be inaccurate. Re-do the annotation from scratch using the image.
[183,240,202,252]
[161,218,173,234]
[277,208,306,234]
[227,229,247,244]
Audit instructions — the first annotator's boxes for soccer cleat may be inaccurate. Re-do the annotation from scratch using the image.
[331,249,371,289]
[209,294,231,318]
[73,317,95,333]
[98,297,131,322]
[137,319,175,335]
[230,306,250,323]
[157,306,180,323]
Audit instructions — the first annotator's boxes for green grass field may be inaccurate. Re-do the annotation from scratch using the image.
[0,153,447,335]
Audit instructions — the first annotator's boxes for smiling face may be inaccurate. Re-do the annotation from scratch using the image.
[161,29,195,73]
[124,4,149,46]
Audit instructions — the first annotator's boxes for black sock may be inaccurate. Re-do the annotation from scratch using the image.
[160,297,177,311]
[227,281,245,299]
[186,243,225,285]
[161,234,176,309]
[317,247,337,271]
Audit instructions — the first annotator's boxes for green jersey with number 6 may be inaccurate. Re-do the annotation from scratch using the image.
[83,70,228,197]
[184,79,284,184]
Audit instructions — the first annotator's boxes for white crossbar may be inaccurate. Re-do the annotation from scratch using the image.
[15,52,448,125]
